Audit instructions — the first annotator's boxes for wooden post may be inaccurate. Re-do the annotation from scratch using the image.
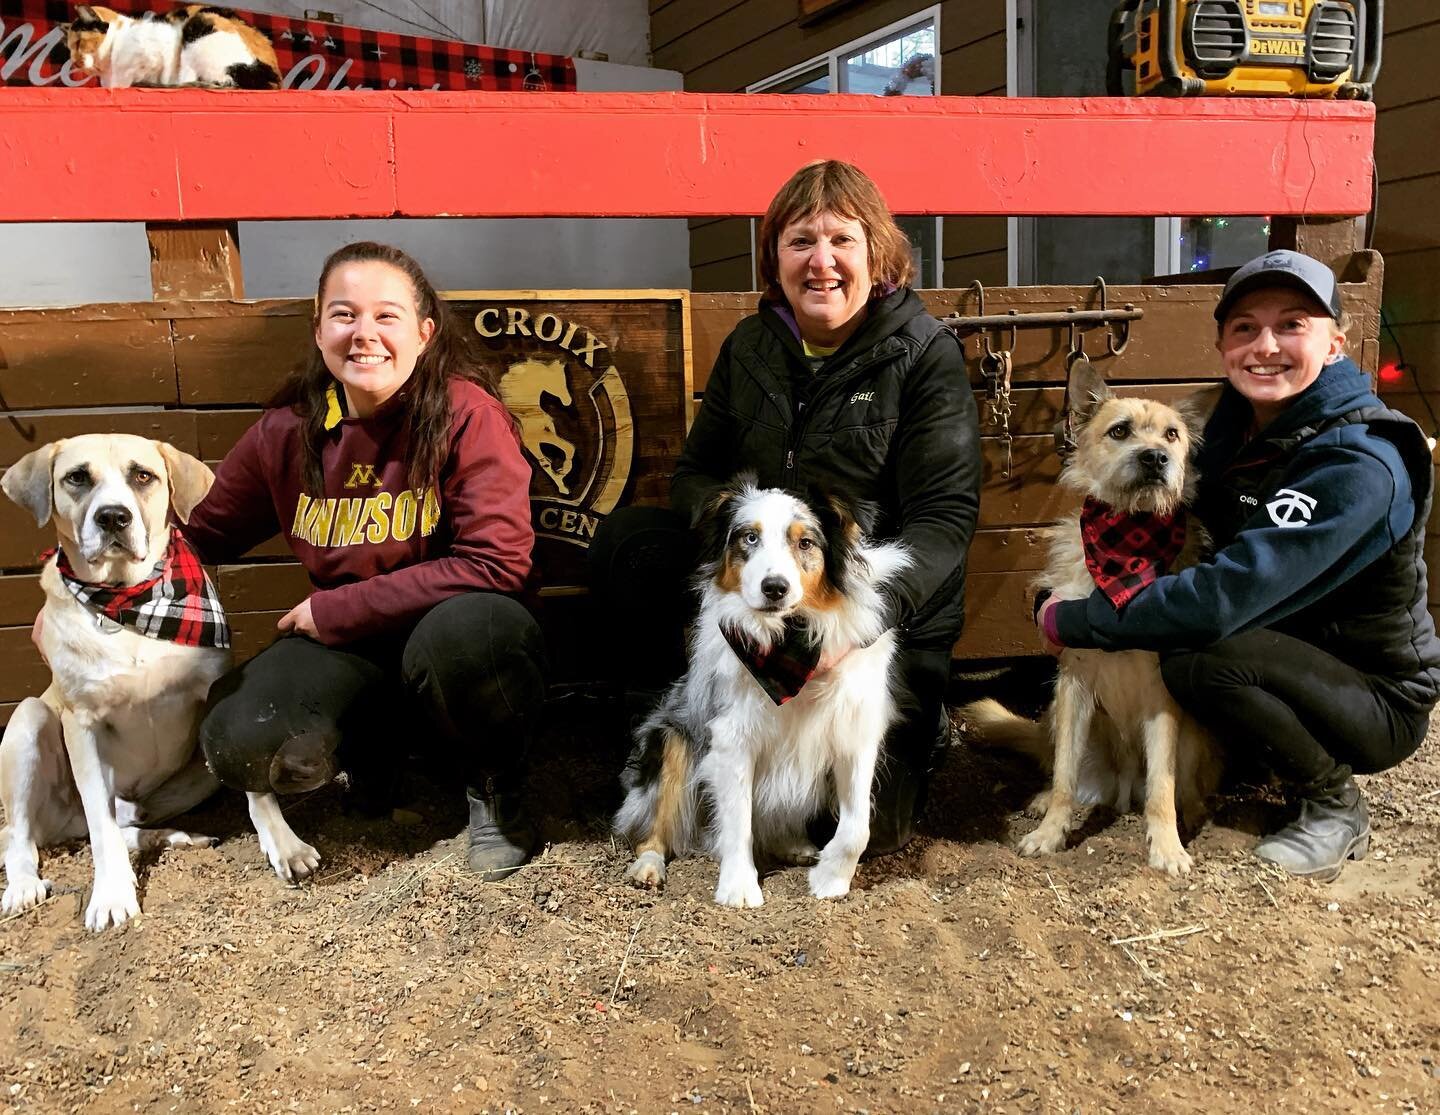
[146,221,244,300]
[1267,215,1363,271]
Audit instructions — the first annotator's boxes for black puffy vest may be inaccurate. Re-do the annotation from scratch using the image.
[1204,405,1440,702]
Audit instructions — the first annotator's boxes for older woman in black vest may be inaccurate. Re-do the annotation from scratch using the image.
[593,160,982,853]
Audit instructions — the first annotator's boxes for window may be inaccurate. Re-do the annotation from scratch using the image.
[1158,216,1273,276]
[747,9,943,288]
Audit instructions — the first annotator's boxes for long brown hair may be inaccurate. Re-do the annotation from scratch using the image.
[756,160,916,302]
[269,241,503,495]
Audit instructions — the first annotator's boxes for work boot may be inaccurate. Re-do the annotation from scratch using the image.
[863,753,932,858]
[465,776,535,881]
[863,707,949,857]
[1254,773,1370,882]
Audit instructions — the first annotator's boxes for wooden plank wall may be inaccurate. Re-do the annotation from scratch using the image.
[1370,2,1440,638]
[649,0,1009,293]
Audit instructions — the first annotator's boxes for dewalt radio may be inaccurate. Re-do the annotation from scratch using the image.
[1107,1,1382,99]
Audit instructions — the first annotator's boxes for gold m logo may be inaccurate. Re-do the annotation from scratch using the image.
[344,463,383,489]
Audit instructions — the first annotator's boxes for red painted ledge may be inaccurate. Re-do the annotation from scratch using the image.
[0,89,1374,222]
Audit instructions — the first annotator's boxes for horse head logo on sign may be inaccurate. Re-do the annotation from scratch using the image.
[469,303,634,566]
[499,358,577,495]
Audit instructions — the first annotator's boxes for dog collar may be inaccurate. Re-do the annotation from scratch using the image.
[50,530,231,649]
[1079,497,1187,611]
[721,618,821,706]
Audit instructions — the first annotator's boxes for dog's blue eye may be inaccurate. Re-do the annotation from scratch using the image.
[743,530,759,545]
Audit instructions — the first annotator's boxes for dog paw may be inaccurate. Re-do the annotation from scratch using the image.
[1149,841,1193,877]
[1,876,52,915]
[85,881,141,932]
[626,850,666,889]
[714,872,764,909]
[776,839,822,866]
[260,831,321,884]
[166,831,218,849]
[808,863,855,899]
[1017,826,1067,858]
[1024,790,1052,818]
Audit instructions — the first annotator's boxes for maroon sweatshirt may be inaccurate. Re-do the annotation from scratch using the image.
[184,378,535,645]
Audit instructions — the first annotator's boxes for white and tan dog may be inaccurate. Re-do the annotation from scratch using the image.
[964,366,1224,875]
[1,434,229,930]
[615,477,910,907]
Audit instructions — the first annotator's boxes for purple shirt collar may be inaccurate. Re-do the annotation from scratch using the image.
[766,282,899,345]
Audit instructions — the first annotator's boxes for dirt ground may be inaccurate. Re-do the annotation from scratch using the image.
[2,672,1439,1115]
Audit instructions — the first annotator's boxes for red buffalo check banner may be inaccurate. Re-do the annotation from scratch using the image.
[0,0,576,90]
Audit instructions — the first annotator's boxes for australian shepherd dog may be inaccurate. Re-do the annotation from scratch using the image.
[963,363,1224,875]
[614,476,911,908]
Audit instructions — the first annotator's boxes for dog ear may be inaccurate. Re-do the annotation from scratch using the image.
[1170,395,1209,455]
[694,473,753,566]
[1066,359,1113,424]
[811,487,869,595]
[2,443,61,527]
[74,4,96,21]
[155,442,215,524]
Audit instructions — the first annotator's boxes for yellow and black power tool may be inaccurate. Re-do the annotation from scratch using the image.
[1107,0,1382,99]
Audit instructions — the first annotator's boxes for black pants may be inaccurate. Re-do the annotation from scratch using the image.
[200,593,547,797]
[589,505,957,825]
[1160,628,1429,791]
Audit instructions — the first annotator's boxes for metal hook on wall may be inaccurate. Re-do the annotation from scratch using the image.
[1067,308,1086,365]
[970,280,997,359]
[1089,275,1135,356]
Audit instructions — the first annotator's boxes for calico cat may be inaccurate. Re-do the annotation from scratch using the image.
[65,4,281,89]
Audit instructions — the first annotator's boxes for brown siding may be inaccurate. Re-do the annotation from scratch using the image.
[1385,0,1437,35]
[1374,18,1440,391]
[1373,13,1440,553]
[652,0,1008,290]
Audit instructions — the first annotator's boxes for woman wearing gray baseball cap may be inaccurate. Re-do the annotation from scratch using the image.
[1037,249,1440,881]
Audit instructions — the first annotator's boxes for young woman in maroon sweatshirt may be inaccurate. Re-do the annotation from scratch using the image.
[186,242,544,882]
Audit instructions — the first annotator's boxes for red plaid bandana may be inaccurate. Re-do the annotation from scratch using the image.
[1080,497,1188,610]
[50,530,230,649]
[722,619,821,706]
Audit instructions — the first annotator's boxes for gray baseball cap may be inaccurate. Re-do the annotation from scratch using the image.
[1213,249,1343,323]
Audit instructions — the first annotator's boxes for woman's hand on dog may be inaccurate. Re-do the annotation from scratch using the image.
[277,597,320,640]
[1033,591,1065,657]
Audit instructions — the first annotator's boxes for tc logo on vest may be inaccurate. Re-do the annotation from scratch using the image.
[1266,488,1317,528]
[344,463,383,489]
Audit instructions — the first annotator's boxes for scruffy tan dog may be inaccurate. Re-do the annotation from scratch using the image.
[965,364,1223,875]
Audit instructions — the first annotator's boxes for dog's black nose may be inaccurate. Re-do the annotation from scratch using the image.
[1137,448,1169,475]
[760,575,790,602]
[93,505,132,533]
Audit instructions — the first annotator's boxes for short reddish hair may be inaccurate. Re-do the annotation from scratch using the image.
[757,160,916,301]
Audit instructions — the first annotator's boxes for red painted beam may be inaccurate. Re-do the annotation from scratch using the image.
[0,89,1374,221]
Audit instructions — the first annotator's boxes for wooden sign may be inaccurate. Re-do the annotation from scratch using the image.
[448,291,692,587]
